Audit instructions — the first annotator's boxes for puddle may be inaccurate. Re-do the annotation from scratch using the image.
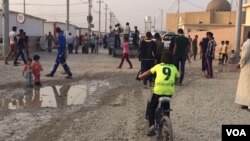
[0,80,110,110]
[216,68,239,73]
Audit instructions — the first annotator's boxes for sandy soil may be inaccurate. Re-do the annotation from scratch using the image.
[0,49,250,141]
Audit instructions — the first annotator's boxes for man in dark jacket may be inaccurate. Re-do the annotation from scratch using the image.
[173,28,190,85]
[201,33,210,77]
[138,32,156,88]
[13,29,26,66]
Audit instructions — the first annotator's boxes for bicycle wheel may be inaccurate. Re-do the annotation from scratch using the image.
[161,116,173,141]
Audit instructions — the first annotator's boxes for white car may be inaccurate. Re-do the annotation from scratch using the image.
[162,32,178,50]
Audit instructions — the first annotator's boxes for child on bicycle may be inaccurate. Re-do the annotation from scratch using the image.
[138,51,180,136]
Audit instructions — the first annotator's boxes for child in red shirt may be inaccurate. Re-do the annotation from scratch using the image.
[117,36,133,69]
[32,55,43,86]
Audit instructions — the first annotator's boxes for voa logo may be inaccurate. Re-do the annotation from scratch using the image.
[226,129,247,136]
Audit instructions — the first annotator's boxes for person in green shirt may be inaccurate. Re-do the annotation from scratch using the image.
[138,51,180,136]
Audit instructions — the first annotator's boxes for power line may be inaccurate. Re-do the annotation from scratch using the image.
[183,0,204,10]
[9,2,87,7]
[166,0,178,13]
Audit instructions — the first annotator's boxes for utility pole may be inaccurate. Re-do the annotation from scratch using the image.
[97,0,103,37]
[66,0,69,35]
[2,0,10,57]
[235,0,243,60]
[24,0,26,14]
[177,0,180,30]
[109,12,113,32]
[154,16,156,32]
[159,8,163,31]
[88,0,93,36]
[105,4,108,35]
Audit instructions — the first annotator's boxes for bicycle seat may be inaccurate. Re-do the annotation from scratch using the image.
[159,97,171,103]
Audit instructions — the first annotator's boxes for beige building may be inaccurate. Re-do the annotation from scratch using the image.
[244,3,250,26]
[166,0,240,32]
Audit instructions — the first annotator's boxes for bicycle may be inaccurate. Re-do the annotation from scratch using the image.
[155,97,173,141]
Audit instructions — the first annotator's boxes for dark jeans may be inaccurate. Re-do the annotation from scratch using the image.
[141,60,155,85]
[50,53,72,76]
[206,56,213,78]
[14,48,26,64]
[202,55,207,72]
[146,94,171,127]
[222,54,228,64]
[90,44,95,53]
[118,53,133,68]
[155,53,162,64]
[115,35,120,49]
[68,44,73,54]
[175,57,186,84]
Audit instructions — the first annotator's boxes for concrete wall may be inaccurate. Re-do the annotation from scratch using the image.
[44,22,77,37]
[0,12,44,37]
[80,28,88,35]
[213,12,236,25]
[184,12,211,24]
[245,6,250,25]
[166,13,178,32]
[44,23,54,36]
[187,26,250,58]
[166,11,237,33]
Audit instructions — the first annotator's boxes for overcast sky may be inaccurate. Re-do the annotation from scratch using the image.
[8,0,241,32]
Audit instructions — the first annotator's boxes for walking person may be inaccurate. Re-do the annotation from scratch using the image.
[138,32,156,88]
[46,27,72,79]
[200,34,210,77]
[235,31,250,110]
[23,32,30,59]
[154,33,164,64]
[192,35,198,61]
[205,32,216,78]
[173,28,190,85]
[117,36,133,69]
[46,32,54,53]
[5,26,17,65]
[13,29,27,66]
[67,33,74,54]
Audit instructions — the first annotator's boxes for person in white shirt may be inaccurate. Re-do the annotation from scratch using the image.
[5,26,17,65]
[124,22,130,39]
[66,33,74,54]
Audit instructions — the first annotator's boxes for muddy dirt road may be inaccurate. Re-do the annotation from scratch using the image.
[1,50,250,141]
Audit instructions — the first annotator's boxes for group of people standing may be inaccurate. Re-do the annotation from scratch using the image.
[45,31,108,55]
[218,40,230,65]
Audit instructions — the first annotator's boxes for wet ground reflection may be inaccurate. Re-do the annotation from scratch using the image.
[216,67,239,73]
[0,80,110,110]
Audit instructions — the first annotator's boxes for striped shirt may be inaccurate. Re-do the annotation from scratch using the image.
[206,39,216,58]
